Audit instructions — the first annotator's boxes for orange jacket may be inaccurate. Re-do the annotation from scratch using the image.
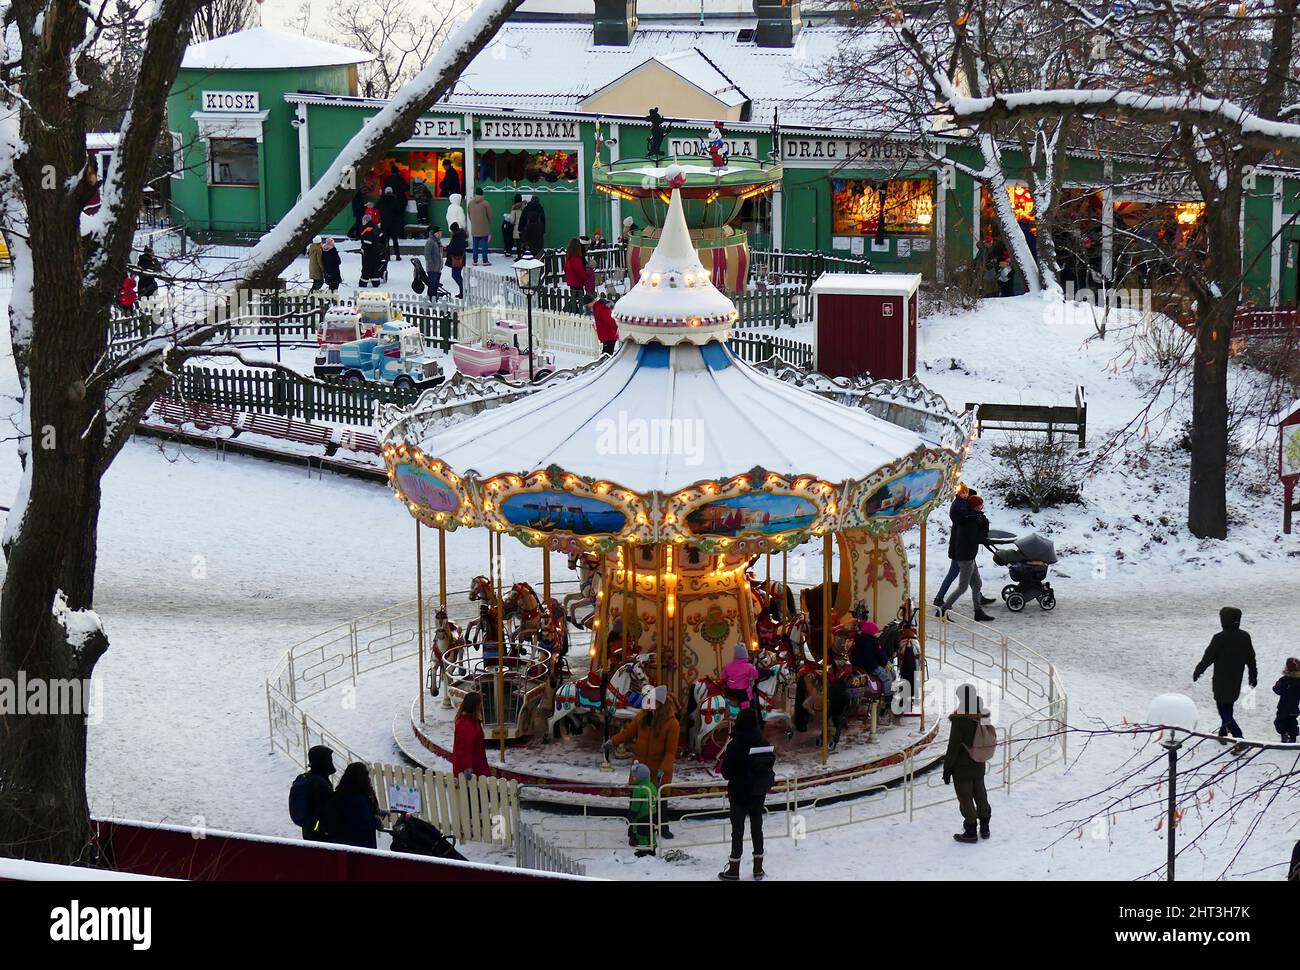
[612,709,680,784]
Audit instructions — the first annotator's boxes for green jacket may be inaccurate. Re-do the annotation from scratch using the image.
[629,778,657,822]
[943,713,987,781]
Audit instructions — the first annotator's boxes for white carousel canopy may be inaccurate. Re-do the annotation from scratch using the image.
[413,338,933,493]
[612,182,739,346]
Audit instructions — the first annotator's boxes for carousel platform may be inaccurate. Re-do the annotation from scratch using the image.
[396,687,946,811]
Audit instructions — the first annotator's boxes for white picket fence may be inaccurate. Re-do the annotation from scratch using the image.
[370,761,520,848]
[458,302,600,360]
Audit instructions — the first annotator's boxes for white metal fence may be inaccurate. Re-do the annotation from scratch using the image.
[516,822,587,876]
[267,595,1068,859]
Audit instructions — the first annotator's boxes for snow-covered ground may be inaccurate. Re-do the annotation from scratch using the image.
[2,276,1299,880]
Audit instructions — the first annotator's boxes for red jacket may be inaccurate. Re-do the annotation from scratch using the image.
[592,300,619,342]
[452,715,490,778]
[565,252,594,291]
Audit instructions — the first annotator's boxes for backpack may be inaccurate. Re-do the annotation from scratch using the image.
[289,771,315,827]
[746,744,776,799]
[964,720,998,763]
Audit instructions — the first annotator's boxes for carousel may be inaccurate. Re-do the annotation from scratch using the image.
[592,141,781,295]
[378,168,974,797]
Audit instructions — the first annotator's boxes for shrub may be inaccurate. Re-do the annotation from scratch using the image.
[989,435,1084,512]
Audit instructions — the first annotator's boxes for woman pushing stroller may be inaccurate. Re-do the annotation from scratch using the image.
[939,494,994,622]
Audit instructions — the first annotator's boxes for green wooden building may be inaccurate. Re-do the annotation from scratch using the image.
[166,8,1300,304]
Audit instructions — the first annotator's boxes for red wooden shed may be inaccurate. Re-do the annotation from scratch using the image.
[1280,398,1300,534]
[810,273,921,380]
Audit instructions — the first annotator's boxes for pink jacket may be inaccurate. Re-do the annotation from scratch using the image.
[722,657,760,692]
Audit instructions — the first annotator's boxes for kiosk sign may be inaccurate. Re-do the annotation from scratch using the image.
[201,91,260,113]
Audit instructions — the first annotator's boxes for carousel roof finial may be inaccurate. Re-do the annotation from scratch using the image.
[611,178,739,346]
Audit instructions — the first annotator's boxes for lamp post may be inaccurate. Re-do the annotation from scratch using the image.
[1147,692,1199,882]
[512,254,544,381]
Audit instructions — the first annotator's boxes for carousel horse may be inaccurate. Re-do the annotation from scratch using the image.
[536,599,571,689]
[562,551,601,628]
[465,575,501,645]
[503,581,543,644]
[686,651,794,757]
[547,652,657,739]
[426,606,464,697]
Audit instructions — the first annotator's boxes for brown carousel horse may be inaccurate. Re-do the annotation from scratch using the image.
[503,581,543,643]
[535,598,571,688]
[465,575,501,645]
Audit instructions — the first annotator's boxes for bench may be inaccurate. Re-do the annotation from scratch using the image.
[148,396,239,435]
[966,386,1087,448]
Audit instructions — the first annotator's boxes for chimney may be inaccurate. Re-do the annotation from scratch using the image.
[753,0,802,48]
[594,0,637,46]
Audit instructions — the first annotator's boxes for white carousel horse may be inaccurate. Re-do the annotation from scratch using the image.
[546,652,656,739]
[686,651,794,756]
[427,605,464,699]
[562,551,601,629]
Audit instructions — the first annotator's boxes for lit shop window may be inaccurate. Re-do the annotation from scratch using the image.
[831,178,934,235]
[364,151,464,200]
[208,138,259,186]
[475,149,580,185]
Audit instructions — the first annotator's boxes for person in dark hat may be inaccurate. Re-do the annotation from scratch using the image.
[1272,657,1300,744]
[1193,607,1258,744]
[291,745,337,842]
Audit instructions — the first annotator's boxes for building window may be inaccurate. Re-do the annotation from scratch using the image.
[831,177,934,236]
[170,132,184,180]
[364,150,463,199]
[475,149,579,186]
[208,138,259,186]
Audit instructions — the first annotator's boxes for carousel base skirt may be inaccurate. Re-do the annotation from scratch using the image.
[398,692,945,809]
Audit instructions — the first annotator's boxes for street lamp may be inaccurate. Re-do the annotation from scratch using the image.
[512,254,544,381]
[1147,692,1199,882]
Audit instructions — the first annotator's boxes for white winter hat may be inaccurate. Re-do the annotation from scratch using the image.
[312,235,322,244]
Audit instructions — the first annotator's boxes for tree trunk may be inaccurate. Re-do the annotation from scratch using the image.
[1186,197,1240,540]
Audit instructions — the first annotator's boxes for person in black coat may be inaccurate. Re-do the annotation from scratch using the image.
[358,214,385,287]
[1193,607,1258,741]
[299,745,336,842]
[326,762,385,850]
[349,189,367,239]
[445,223,468,298]
[1290,839,1300,881]
[378,186,405,261]
[518,196,546,257]
[136,246,161,298]
[1271,657,1300,743]
[940,494,993,620]
[320,237,343,292]
[718,707,774,881]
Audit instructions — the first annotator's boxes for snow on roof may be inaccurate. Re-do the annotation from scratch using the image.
[810,273,922,296]
[415,340,927,493]
[449,22,898,127]
[181,27,374,71]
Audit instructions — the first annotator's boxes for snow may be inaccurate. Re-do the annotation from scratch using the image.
[451,21,902,127]
[809,273,921,297]
[3,266,1300,879]
[180,27,374,70]
[51,589,104,649]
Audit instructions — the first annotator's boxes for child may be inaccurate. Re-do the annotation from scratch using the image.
[722,644,761,711]
[1273,657,1300,743]
[627,762,657,856]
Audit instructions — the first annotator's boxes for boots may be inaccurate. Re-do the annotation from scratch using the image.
[953,822,979,844]
[979,819,991,839]
[932,595,943,608]
[718,858,741,881]
[973,609,994,622]
[753,854,766,881]
[980,595,997,605]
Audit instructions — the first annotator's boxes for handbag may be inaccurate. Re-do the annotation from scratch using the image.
[450,254,465,269]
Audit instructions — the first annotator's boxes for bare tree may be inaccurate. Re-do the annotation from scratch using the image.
[330,0,469,99]
[1047,723,1300,880]
[0,0,525,865]
[189,0,257,42]
[895,0,1300,539]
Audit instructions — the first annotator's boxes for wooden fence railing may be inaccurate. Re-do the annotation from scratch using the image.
[170,365,417,426]
[727,329,814,367]
[370,762,520,848]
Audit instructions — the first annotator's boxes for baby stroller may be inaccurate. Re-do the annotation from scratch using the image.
[410,257,453,301]
[388,813,466,861]
[986,531,1057,612]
